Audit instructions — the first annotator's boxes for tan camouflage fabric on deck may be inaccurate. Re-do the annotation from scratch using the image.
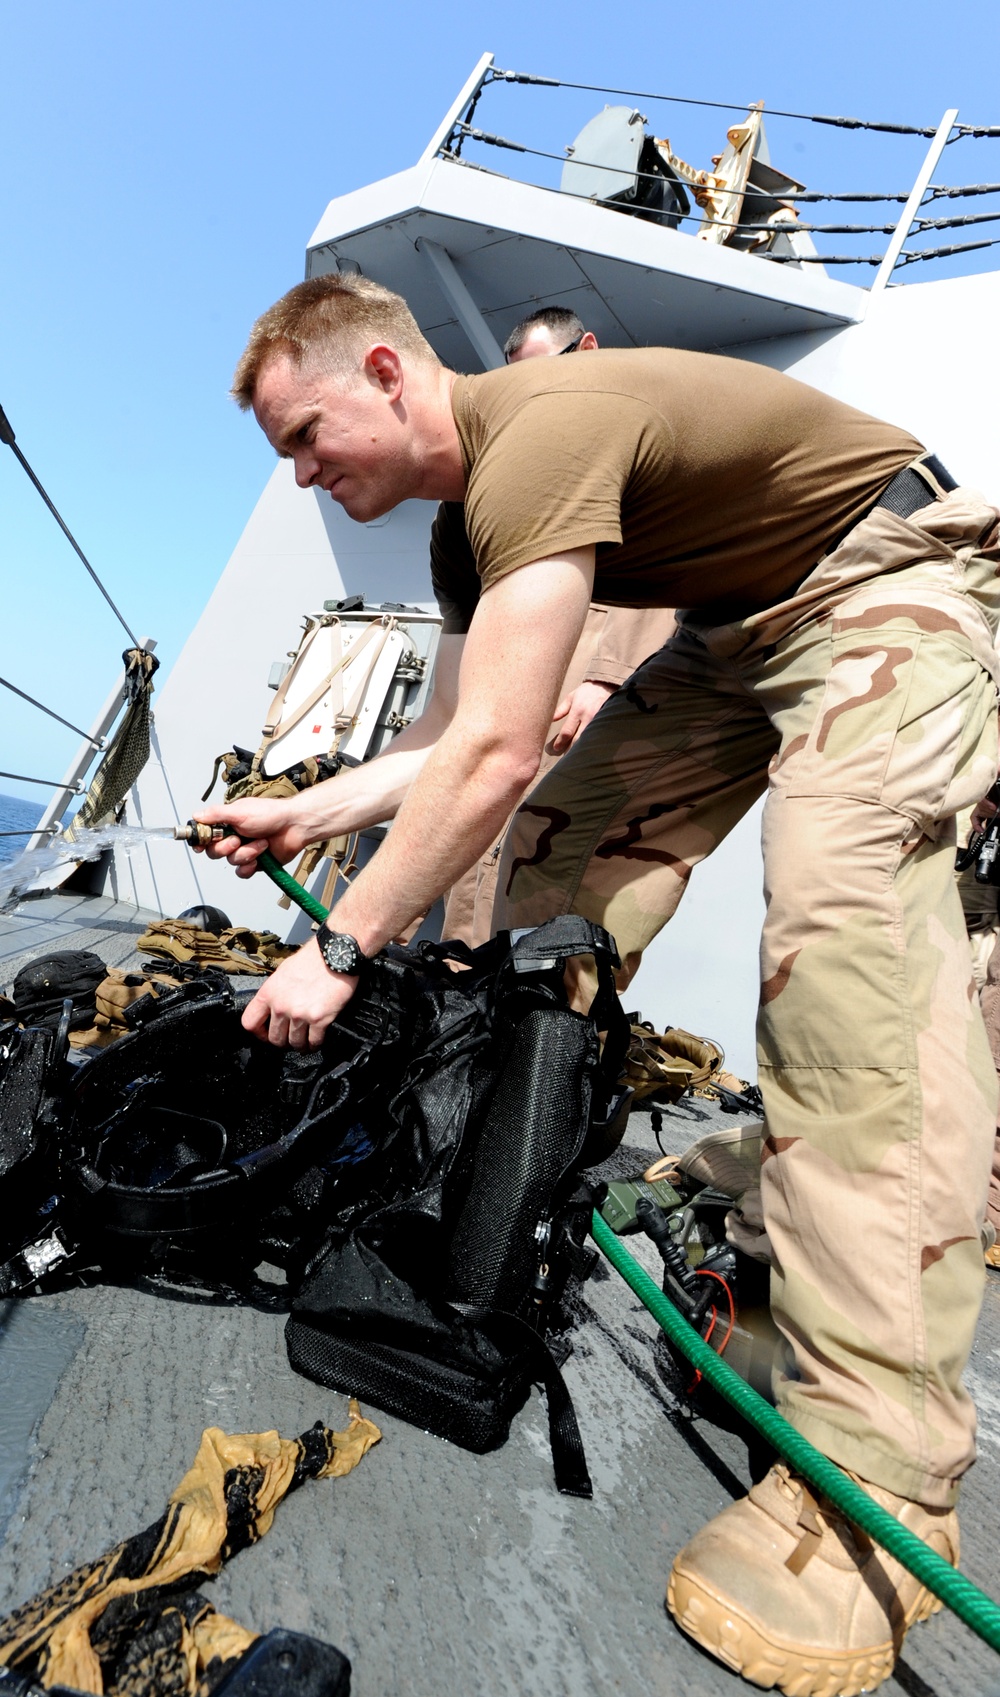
[497,487,1000,1508]
[0,1403,380,1696]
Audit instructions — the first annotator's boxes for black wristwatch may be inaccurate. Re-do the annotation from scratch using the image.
[316,926,367,977]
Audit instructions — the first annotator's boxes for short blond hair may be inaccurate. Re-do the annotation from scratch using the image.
[232,273,439,408]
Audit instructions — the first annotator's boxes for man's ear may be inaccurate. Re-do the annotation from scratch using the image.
[579,332,599,351]
[365,344,404,399]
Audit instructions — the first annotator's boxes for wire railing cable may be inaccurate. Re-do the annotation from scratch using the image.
[452,125,1000,217]
[0,770,83,793]
[767,254,887,266]
[485,68,944,137]
[698,208,1000,236]
[487,67,1000,143]
[449,150,1000,207]
[739,210,1000,236]
[449,124,1000,266]
[770,237,1000,265]
[0,675,104,746]
[898,236,1000,266]
[452,124,863,219]
[930,182,1000,198]
[0,402,139,647]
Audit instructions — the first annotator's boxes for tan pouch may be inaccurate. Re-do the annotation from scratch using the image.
[67,967,184,1048]
[623,1020,724,1103]
[138,918,298,976]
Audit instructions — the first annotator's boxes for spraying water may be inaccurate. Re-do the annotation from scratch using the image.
[0,823,177,914]
[1,820,321,926]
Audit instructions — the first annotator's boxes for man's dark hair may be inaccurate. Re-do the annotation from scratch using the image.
[503,305,587,360]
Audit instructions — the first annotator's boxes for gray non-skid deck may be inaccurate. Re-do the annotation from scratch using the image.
[0,888,166,974]
[1,891,999,1697]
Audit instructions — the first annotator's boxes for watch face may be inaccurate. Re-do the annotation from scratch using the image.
[322,930,360,974]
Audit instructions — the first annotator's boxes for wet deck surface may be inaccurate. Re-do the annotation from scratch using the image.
[2,892,1000,1697]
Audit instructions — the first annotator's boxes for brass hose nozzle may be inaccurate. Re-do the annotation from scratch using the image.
[174,821,227,846]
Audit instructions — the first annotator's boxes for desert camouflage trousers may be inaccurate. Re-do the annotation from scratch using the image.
[497,488,1000,1505]
[977,935,1000,1233]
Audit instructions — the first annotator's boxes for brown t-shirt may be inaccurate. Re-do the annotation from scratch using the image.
[429,348,923,632]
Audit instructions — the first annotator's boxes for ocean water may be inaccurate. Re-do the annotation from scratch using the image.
[0,793,46,866]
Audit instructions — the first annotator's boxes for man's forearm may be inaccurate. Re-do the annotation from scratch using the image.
[320,720,538,954]
[236,551,596,1049]
[293,718,442,837]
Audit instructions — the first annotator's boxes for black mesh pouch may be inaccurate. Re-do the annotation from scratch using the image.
[446,918,626,1311]
[286,1229,590,1494]
[446,1004,595,1310]
[286,917,627,1495]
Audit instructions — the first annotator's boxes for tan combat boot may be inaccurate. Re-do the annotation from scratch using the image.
[667,1461,958,1697]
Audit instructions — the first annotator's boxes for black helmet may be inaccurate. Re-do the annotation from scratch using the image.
[176,904,231,934]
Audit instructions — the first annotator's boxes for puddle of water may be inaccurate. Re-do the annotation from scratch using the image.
[0,1300,86,1544]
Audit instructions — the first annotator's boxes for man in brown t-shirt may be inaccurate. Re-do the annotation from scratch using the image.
[199,273,1000,1695]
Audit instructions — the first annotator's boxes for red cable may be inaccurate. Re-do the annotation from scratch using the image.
[686,1269,736,1394]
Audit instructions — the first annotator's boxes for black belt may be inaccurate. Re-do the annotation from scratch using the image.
[871,452,957,522]
[821,453,958,565]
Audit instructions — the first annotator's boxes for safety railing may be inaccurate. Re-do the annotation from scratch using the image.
[424,54,1000,286]
[0,399,155,861]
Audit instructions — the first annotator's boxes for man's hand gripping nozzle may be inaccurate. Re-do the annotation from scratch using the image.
[173,820,332,927]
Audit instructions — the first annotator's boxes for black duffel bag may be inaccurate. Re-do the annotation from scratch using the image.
[286,917,630,1496]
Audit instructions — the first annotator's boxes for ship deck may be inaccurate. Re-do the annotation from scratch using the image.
[1,890,999,1697]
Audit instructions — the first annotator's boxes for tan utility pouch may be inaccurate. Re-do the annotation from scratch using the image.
[137,919,297,976]
[68,967,184,1049]
[623,1020,724,1103]
[202,755,304,806]
[623,1018,754,1104]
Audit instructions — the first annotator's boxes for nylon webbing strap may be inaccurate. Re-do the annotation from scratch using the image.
[457,1306,593,1498]
[259,617,396,761]
[260,619,327,745]
[338,620,396,730]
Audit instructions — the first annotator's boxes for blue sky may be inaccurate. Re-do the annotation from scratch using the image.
[2,0,998,806]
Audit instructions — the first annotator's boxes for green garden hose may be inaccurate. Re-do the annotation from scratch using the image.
[241,842,1000,1656]
[257,848,331,925]
[590,1209,1000,1656]
[176,824,334,926]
